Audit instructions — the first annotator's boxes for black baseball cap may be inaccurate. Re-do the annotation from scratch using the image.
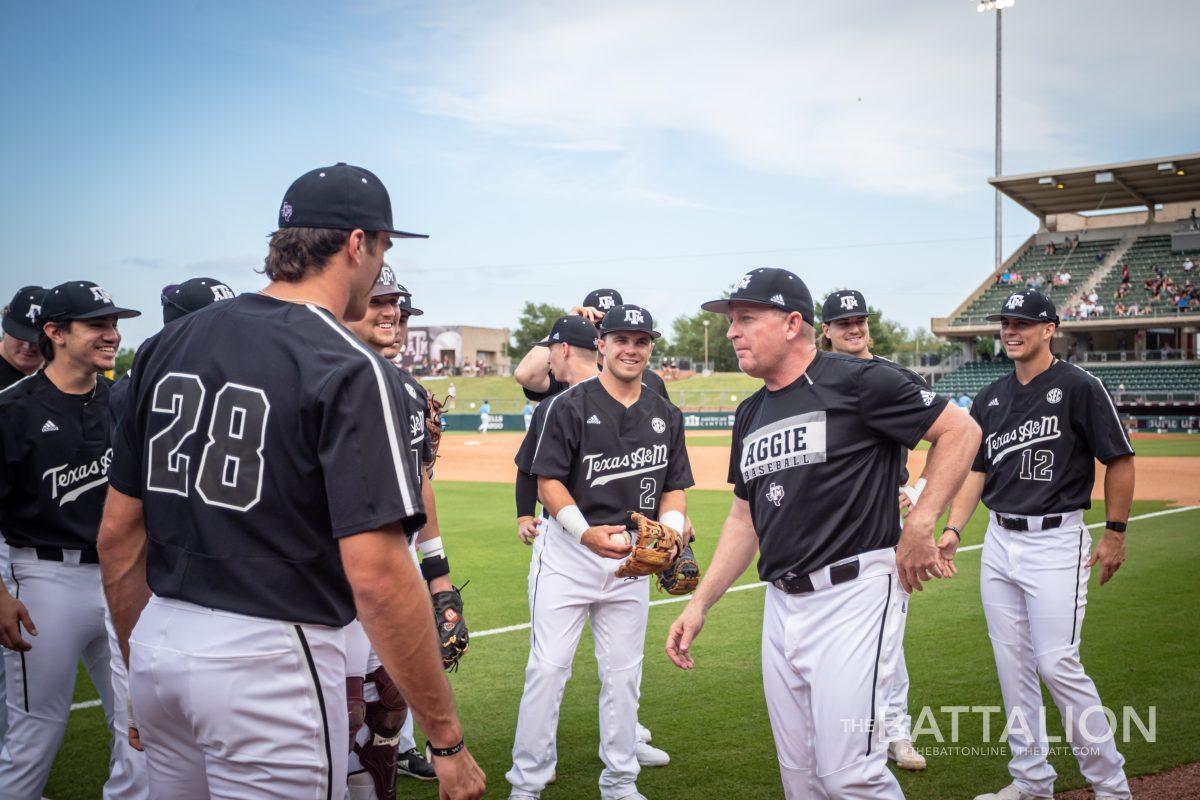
[582,288,622,312]
[701,267,814,325]
[278,163,428,239]
[162,277,235,324]
[536,315,599,350]
[821,289,869,323]
[3,285,46,342]
[396,283,424,317]
[598,304,661,339]
[987,289,1060,324]
[41,281,140,323]
[371,263,411,298]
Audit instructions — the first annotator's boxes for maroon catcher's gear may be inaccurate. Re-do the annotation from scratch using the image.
[347,676,366,753]
[352,666,409,800]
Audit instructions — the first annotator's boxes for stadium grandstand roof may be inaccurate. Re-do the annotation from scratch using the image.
[990,152,1200,217]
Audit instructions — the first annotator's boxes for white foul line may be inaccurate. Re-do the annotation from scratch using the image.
[68,504,1198,715]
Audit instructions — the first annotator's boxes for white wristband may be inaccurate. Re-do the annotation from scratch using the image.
[900,477,927,506]
[556,505,590,543]
[417,536,445,560]
[660,510,686,534]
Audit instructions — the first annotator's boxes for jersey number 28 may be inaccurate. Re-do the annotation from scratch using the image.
[146,373,270,511]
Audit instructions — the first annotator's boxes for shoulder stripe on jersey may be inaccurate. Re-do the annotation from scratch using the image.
[530,375,596,467]
[1066,363,1132,451]
[305,306,419,518]
[0,372,36,397]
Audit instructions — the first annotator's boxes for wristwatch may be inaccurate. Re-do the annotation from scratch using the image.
[1105,520,1127,533]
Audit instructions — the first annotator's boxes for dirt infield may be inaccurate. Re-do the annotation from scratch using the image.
[435,432,1200,505]
[1056,761,1200,798]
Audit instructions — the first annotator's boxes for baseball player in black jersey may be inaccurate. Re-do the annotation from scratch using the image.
[0,287,46,391]
[507,304,693,800]
[943,290,1134,800]
[513,289,672,403]
[0,285,47,742]
[96,163,485,800]
[666,268,980,799]
[820,288,931,772]
[0,281,146,800]
[343,269,458,797]
[109,278,236,429]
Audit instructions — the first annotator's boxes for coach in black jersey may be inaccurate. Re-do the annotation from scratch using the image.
[666,268,979,800]
[513,288,672,403]
[820,287,932,773]
[0,281,144,799]
[507,304,692,800]
[97,163,484,800]
[0,287,46,390]
[944,289,1133,800]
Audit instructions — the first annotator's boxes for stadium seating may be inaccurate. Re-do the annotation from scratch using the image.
[932,360,1200,400]
[1088,235,1200,317]
[950,238,1117,326]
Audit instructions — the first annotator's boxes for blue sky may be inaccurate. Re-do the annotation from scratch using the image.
[1,0,1196,350]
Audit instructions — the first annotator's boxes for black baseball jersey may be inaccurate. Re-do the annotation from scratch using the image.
[970,360,1133,515]
[514,402,551,518]
[729,351,948,582]
[871,355,931,486]
[0,372,113,550]
[394,366,433,481]
[109,372,131,429]
[0,357,25,390]
[524,367,671,404]
[529,377,693,526]
[110,294,426,627]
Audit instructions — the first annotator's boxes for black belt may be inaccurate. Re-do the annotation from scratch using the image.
[997,514,1062,532]
[773,558,861,595]
[32,546,100,564]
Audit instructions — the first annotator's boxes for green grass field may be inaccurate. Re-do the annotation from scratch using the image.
[45,487,1200,799]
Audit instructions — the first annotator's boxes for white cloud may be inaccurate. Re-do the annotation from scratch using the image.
[393,0,1198,199]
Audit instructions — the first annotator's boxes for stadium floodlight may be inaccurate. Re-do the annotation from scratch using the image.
[1056,181,1066,190]
[976,0,1013,269]
[1095,171,1114,184]
[1158,162,1176,173]
[1178,169,1188,176]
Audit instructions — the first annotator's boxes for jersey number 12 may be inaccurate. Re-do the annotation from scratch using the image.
[1019,448,1054,482]
[146,373,271,511]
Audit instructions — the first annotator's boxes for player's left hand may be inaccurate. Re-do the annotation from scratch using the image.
[898,490,912,515]
[517,515,542,545]
[1087,530,1126,586]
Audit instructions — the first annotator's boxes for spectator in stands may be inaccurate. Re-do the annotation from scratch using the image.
[1045,241,1055,255]
[1121,263,1130,284]
[1095,249,1106,264]
[1087,290,1099,304]
[1093,301,1105,317]
[1113,302,1127,317]
[1128,301,1141,316]
[1191,207,1199,230]
[1114,283,1129,300]
[1178,295,1189,313]
[1059,270,1071,285]
[956,392,971,410]
[1033,272,1045,289]
[1153,264,1165,279]
[1182,257,1193,273]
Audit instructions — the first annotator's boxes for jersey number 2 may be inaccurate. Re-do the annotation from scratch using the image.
[1019,448,1054,482]
[146,373,270,511]
[639,477,657,511]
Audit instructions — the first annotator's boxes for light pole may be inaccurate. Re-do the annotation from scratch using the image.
[978,0,1013,269]
[702,319,710,374]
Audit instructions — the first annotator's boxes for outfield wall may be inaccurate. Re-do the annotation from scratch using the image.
[443,411,738,432]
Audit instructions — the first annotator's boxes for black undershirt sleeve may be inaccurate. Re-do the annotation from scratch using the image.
[515,469,539,517]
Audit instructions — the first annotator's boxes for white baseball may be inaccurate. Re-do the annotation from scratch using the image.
[610,532,631,547]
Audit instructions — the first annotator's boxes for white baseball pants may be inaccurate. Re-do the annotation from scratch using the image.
[507,518,649,800]
[129,595,348,800]
[762,548,907,800]
[981,510,1130,799]
[0,549,144,800]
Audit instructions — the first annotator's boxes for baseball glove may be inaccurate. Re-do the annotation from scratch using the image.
[615,512,684,579]
[431,586,468,671]
[425,393,445,466]
[658,538,701,595]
